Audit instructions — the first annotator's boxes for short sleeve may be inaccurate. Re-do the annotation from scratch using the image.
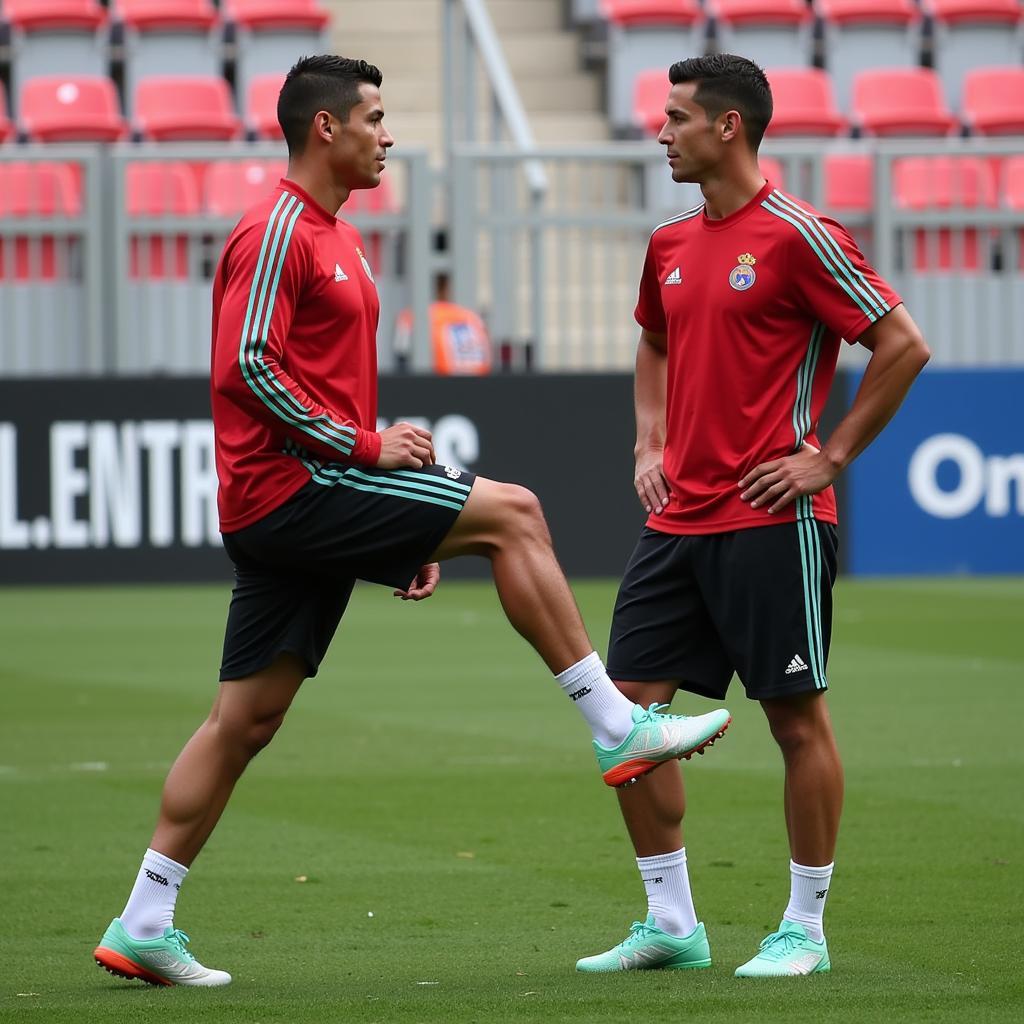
[785,211,902,344]
[634,236,667,333]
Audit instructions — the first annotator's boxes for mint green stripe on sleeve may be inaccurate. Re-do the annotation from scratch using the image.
[768,190,890,314]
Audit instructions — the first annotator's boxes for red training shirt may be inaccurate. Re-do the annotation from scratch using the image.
[634,181,901,535]
[210,179,383,533]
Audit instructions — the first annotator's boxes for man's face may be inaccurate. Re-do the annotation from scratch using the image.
[657,82,727,183]
[328,83,394,190]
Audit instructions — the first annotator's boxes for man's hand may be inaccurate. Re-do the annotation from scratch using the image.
[738,443,838,515]
[635,446,671,514]
[377,423,435,469]
[394,563,440,601]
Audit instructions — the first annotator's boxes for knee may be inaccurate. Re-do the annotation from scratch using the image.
[504,484,549,538]
[767,713,819,757]
[215,707,287,760]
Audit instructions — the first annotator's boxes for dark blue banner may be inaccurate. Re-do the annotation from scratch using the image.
[847,370,1023,574]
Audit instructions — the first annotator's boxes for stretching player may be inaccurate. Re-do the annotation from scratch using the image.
[576,54,929,977]
[92,55,730,987]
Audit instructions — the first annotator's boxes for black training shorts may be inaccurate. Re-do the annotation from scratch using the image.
[606,520,838,702]
[219,463,476,681]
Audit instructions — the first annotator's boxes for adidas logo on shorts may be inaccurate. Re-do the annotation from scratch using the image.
[785,654,809,675]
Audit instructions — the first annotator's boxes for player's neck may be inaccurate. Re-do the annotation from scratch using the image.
[699,163,767,221]
[284,162,351,219]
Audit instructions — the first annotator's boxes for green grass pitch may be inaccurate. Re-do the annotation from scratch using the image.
[2,578,1022,1023]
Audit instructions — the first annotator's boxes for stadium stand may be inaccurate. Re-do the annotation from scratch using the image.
[893,155,998,269]
[116,0,222,115]
[631,67,670,136]
[961,67,1024,136]
[133,76,241,141]
[824,152,873,212]
[602,0,706,133]
[224,0,330,107]
[203,158,287,217]
[1004,154,1024,207]
[18,75,126,142]
[707,0,812,68]
[126,161,199,279]
[851,67,957,136]
[244,73,286,140]
[926,0,1024,108]
[763,67,846,136]
[0,160,81,280]
[759,155,786,187]
[816,0,922,111]
[4,0,108,100]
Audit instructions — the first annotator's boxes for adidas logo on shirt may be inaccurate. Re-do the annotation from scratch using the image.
[664,267,682,285]
[785,654,809,675]
[334,263,348,282]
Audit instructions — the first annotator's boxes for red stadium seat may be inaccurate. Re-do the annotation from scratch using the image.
[0,161,82,279]
[924,0,1023,25]
[204,159,288,217]
[19,75,126,142]
[759,156,786,189]
[3,0,106,29]
[851,68,956,136]
[0,82,12,143]
[764,68,846,137]
[632,68,671,136]
[134,76,241,141]
[893,156,998,269]
[222,0,329,29]
[113,0,217,30]
[709,0,810,25]
[962,67,1024,136]
[601,0,702,26]
[1004,156,1024,209]
[824,153,873,212]
[815,0,918,25]
[126,161,200,279]
[245,73,285,140]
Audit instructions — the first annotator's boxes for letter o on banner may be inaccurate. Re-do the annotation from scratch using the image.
[908,433,985,519]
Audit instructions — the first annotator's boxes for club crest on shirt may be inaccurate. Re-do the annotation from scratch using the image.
[356,246,374,283]
[729,252,757,291]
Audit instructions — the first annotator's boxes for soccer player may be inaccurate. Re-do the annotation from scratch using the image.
[575,54,930,977]
[91,55,731,988]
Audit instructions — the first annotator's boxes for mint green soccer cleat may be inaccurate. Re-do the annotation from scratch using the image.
[576,915,712,972]
[734,920,831,977]
[93,918,232,987]
[595,703,731,787]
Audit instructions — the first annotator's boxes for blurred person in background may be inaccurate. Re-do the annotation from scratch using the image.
[576,53,930,979]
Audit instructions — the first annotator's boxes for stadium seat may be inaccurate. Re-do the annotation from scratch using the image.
[816,0,922,111]
[759,155,786,188]
[707,0,812,68]
[602,1,706,133]
[893,156,998,270]
[204,159,288,217]
[19,75,127,142]
[824,153,873,212]
[126,161,200,279]
[925,0,1024,108]
[223,0,331,107]
[763,68,846,137]
[4,0,108,100]
[115,0,222,114]
[244,73,285,140]
[133,76,241,141]
[632,68,671,136]
[851,68,956,136]
[961,67,1024,136]
[0,82,12,143]
[0,160,82,280]
[1004,156,1024,212]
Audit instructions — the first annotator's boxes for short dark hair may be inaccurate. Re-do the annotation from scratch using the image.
[668,54,773,150]
[278,55,383,154]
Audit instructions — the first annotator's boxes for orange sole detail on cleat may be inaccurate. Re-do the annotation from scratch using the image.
[93,946,173,987]
[604,717,733,788]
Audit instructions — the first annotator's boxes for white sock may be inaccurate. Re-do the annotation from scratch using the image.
[119,848,188,940]
[637,848,698,938]
[783,859,833,943]
[555,652,635,747]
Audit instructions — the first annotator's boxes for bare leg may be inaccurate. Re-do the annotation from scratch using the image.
[150,653,306,866]
[612,681,687,856]
[431,478,594,673]
[761,692,844,865]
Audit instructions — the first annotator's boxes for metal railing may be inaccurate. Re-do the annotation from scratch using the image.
[0,144,434,376]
